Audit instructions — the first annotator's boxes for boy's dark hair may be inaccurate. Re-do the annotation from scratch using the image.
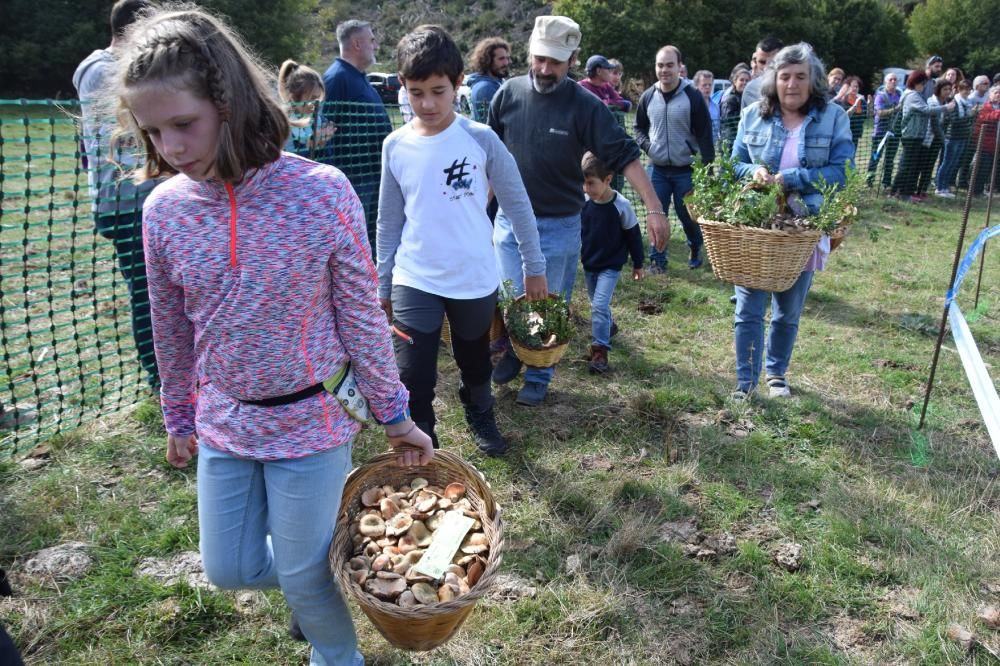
[110,0,151,37]
[958,79,972,91]
[396,25,463,84]
[581,152,613,181]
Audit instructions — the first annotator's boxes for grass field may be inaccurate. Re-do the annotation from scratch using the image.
[1,192,998,664]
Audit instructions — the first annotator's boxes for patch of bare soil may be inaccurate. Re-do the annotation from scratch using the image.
[135,551,214,590]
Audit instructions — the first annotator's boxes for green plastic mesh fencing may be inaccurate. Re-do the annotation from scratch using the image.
[1,96,991,459]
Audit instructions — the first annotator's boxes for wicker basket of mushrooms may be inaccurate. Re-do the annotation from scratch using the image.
[331,449,503,651]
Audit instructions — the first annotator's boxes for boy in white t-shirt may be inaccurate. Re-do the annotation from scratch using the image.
[376,25,548,456]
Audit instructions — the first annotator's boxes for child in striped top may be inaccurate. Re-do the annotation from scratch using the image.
[110,7,432,664]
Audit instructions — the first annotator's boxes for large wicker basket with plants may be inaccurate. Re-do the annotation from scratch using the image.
[689,156,862,292]
[503,293,573,367]
[331,449,503,651]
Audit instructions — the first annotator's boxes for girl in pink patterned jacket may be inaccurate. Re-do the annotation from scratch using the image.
[110,7,432,664]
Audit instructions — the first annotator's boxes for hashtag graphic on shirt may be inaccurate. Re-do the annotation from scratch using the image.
[443,157,472,191]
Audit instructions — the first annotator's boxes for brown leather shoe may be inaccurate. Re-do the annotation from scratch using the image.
[588,345,609,374]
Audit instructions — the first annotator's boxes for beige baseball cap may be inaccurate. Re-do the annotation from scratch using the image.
[528,16,581,62]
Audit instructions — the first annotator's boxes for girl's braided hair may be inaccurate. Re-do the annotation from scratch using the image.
[114,5,289,182]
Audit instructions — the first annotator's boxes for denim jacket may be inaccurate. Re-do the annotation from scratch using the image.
[731,102,855,214]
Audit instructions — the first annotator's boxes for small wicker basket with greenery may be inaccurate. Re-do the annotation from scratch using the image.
[688,156,862,292]
[503,293,573,368]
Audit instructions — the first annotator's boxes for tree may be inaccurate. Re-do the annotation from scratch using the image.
[909,0,1000,77]
[0,0,319,98]
[554,0,912,90]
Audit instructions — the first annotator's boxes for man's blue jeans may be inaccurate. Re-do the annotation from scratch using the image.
[937,138,967,192]
[197,443,363,666]
[584,269,621,349]
[648,164,702,266]
[495,210,581,386]
[734,270,814,392]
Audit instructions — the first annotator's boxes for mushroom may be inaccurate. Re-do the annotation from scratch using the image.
[414,492,438,514]
[397,535,419,554]
[375,536,396,549]
[361,486,385,507]
[437,583,459,602]
[359,514,385,538]
[408,521,434,548]
[381,484,396,496]
[397,590,418,608]
[405,566,434,584]
[349,569,368,586]
[411,582,439,605]
[437,498,453,510]
[364,541,382,558]
[426,511,446,531]
[446,564,466,578]
[371,553,392,572]
[410,477,429,491]
[348,556,370,572]
[460,532,489,554]
[392,550,424,575]
[445,572,471,595]
[444,482,466,501]
[466,557,485,587]
[454,553,477,567]
[365,574,406,601]
[379,497,401,520]
[385,512,413,537]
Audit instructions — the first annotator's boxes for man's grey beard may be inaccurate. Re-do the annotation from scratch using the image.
[530,71,565,94]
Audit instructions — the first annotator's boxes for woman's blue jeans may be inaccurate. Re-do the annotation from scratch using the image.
[733,271,814,392]
[495,210,581,386]
[197,442,363,666]
[584,269,621,349]
[936,138,967,191]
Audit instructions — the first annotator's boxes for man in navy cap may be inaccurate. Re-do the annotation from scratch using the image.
[579,54,632,111]
[923,55,944,100]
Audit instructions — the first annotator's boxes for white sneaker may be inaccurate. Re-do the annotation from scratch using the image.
[766,376,792,399]
[935,189,955,199]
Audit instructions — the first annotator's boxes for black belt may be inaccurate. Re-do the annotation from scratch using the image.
[241,382,325,407]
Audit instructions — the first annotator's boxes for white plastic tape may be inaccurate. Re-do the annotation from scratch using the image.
[948,303,1000,460]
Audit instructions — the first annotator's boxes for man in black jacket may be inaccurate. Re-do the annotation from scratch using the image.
[488,15,668,407]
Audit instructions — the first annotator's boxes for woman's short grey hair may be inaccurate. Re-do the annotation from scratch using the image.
[758,42,829,118]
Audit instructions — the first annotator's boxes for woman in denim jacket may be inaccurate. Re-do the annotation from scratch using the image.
[729,42,854,400]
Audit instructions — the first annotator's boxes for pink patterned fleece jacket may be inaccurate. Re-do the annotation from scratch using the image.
[142,153,408,460]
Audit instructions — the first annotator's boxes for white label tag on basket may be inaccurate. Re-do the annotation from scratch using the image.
[413,512,475,579]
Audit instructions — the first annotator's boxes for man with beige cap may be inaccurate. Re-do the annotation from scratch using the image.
[488,15,669,407]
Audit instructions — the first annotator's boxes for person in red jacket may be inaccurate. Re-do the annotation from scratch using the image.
[972,85,1000,196]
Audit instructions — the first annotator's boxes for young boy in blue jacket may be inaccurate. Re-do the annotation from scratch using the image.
[580,152,644,373]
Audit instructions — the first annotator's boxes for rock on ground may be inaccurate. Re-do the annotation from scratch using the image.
[23,542,93,581]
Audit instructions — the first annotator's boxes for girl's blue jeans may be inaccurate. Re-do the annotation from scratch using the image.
[197,442,363,666]
[584,268,621,349]
[495,210,581,386]
[733,271,814,392]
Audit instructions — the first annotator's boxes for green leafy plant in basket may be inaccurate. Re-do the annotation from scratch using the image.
[504,295,573,350]
[688,155,864,234]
